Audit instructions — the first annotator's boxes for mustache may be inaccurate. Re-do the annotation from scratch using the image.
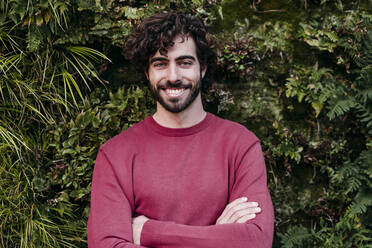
[157,80,191,89]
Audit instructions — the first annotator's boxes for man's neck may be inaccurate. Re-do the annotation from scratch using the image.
[152,96,206,128]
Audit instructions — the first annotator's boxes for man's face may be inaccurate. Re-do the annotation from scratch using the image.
[146,36,206,113]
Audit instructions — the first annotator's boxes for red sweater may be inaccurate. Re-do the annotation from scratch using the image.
[88,113,274,247]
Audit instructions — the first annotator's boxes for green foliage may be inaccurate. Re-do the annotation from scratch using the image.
[285,64,334,117]
[46,85,154,209]
[1,0,110,246]
[278,225,312,248]
[214,1,372,247]
[327,30,372,136]
[1,0,372,247]
[0,142,85,247]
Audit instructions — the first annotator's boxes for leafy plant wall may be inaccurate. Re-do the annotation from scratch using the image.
[0,0,371,247]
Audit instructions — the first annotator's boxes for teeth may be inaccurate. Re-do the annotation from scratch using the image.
[166,88,185,96]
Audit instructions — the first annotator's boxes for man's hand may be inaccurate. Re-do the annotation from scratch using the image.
[132,215,149,245]
[216,197,261,224]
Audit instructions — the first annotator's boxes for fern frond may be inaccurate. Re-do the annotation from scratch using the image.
[327,96,357,120]
[355,103,372,135]
[330,160,358,184]
[345,177,362,194]
[278,225,312,248]
[349,191,372,214]
[330,149,371,196]
[356,65,372,103]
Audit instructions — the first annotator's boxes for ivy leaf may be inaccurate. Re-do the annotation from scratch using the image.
[62,148,76,155]
[312,101,324,117]
[36,14,44,26]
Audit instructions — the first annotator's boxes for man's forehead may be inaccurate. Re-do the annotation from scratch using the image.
[150,35,197,60]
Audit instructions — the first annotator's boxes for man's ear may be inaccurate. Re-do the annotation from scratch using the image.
[145,70,149,80]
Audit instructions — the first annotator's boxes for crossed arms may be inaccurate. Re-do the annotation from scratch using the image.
[132,197,263,246]
[88,141,274,247]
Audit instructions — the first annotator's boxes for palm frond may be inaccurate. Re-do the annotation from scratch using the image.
[0,124,29,156]
[67,46,110,63]
[61,70,84,106]
[0,53,22,75]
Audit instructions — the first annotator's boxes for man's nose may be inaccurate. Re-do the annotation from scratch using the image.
[167,64,180,83]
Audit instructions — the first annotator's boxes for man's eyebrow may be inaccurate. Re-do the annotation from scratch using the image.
[176,55,196,61]
[150,55,196,64]
[150,57,168,64]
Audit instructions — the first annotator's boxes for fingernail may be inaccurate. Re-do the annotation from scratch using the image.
[252,202,258,207]
[241,197,248,201]
[256,207,261,212]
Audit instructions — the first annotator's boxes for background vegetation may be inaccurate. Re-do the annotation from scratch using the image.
[1,0,371,247]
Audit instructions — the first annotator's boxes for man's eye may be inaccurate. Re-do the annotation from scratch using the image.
[180,61,193,66]
[153,62,166,68]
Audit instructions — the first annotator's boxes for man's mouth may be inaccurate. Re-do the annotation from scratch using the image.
[165,88,186,97]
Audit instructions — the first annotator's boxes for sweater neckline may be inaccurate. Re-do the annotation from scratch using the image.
[144,112,215,137]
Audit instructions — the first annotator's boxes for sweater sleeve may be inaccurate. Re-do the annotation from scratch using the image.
[140,141,274,248]
[87,148,147,248]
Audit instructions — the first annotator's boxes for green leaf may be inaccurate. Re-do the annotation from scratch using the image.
[312,101,324,117]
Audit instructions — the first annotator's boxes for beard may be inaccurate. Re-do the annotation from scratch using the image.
[150,78,201,113]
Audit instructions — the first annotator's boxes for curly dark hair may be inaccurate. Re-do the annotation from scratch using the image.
[124,11,217,91]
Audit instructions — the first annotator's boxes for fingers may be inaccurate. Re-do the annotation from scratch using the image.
[217,197,248,223]
[132,215,149,245]
[216,197,261,225]
[236,213,256,223]
[221,202,260,223]
[229,206,261,223]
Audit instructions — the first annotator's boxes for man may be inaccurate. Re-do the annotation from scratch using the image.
[88,11,274,247]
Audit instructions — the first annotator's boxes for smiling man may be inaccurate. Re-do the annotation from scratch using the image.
[147,35,205,116]
[88,11,274,248]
